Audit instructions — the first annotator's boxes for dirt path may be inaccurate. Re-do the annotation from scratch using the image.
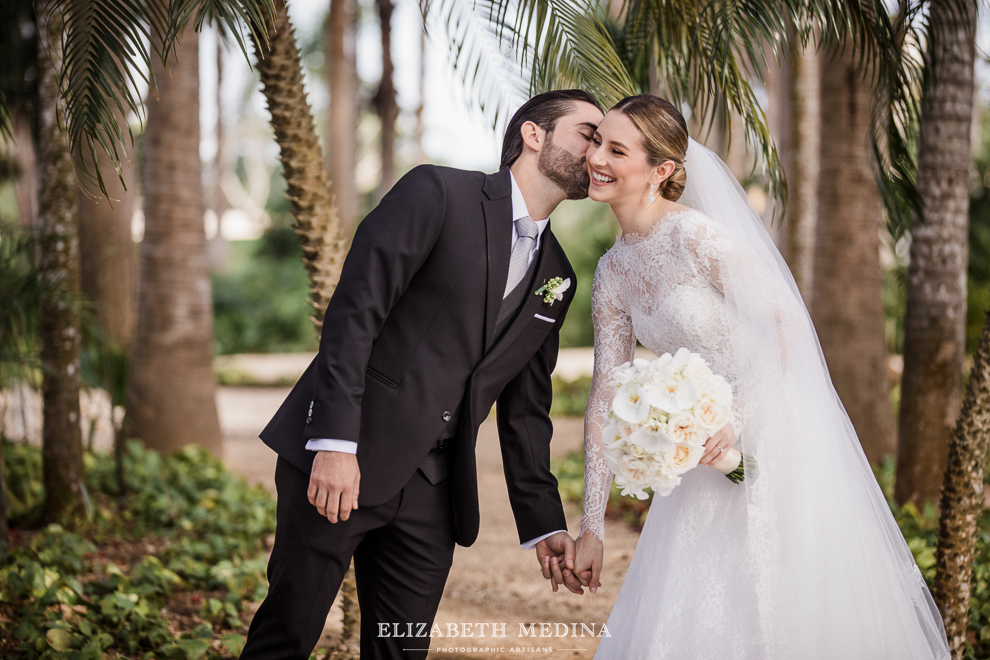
[218,387,639,660]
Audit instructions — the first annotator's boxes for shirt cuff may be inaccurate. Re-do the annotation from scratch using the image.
[521,529,567,550]
[305,439,358,454]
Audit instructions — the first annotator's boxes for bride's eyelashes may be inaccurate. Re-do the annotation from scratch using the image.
[591,135,625,157]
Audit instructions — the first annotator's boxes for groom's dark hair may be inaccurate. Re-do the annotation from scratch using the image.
[499,90,603,170]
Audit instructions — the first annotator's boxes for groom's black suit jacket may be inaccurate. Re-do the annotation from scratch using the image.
[260,165,576,547]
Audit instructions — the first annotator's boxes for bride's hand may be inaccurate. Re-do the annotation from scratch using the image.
[574,534,604,594]
[700,423,737,466]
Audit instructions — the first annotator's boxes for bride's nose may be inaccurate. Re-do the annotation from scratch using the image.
[587,143,606,168]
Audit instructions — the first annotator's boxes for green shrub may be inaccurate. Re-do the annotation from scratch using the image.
[212,225,318,356]
[0,441,276,659]
[550,376,591,417]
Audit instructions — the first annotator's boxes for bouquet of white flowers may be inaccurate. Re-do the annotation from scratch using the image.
[602,348,745,499]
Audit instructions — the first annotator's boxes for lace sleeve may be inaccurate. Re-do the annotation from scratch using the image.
[580,259,636,542]
[682,218,804,435]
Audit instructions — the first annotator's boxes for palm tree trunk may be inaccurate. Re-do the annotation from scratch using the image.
[211,36,230,272]
[77,119,137,350]
[13,109,37,227]
[125,14,223,456]
[37,5,86,523]
[254,1,354,648]
[414,23,426,166]
[373,0,398,202]
[933,311,990,658]
[785,40,820,305]
[254,0,345,329]
[895,0,977,507]
[326,0,360,236]
[812,46,896,464]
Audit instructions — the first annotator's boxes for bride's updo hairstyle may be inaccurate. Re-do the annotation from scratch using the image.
[612,95,689,201]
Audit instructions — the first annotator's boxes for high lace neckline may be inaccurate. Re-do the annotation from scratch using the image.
[617,207,699,246]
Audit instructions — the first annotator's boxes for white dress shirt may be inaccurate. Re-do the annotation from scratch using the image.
[305,171,563,548]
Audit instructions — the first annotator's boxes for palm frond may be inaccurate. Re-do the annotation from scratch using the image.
[38,0,169,197]
[616,0,787,204]
[166,0,276,64]
[420,0,532,131]
[517,0,636,106]
[870,0,926,234]
[26,0,274,198]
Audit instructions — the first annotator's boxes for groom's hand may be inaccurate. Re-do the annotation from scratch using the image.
[535,532,584,595]
[308,451,361,523]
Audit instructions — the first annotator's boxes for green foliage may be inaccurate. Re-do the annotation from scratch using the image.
[0,224,44,389]
[212,222,319,355]
[0,441,275,658]
[552,199,619,348]
[550,376,591,417]
[551,450,652,529]
[967,106,990,355]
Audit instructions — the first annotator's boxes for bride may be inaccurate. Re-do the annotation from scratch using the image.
[572,94,950,659]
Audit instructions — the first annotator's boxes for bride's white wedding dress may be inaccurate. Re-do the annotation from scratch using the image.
[581,141,950,660]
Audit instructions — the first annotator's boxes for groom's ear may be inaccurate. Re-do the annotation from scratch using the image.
[520,120,547,154]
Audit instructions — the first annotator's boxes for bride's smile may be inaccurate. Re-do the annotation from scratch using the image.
[586,108,691,238]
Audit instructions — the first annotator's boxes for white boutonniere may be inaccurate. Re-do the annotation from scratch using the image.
[535,277,571,305]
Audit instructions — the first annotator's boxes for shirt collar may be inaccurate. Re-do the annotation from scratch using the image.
[509,170,550,236]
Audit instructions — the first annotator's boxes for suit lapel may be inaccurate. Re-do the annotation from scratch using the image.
[482,170,513,352]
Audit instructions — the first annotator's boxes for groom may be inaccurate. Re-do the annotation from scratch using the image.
[241,90,605,659]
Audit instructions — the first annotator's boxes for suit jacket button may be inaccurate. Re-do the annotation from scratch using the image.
[306,417,312,424]
[442,411,452,422]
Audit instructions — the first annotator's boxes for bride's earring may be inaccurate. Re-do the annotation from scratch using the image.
[648,183,656,204]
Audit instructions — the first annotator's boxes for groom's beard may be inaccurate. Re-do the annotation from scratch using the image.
[538,134,590,200]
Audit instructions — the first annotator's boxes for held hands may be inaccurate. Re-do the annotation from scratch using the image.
[535,532,585,595]
[308,451,361,523]
[699,423,737,467]
[574,534,604,594]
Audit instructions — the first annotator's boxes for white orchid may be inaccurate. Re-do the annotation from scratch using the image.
[603,347,744,499]
[645,378,700,412]
[611,383,651,423]
[629,424,676,454]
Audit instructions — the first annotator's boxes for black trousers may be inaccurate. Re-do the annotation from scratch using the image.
[241,457,457,660]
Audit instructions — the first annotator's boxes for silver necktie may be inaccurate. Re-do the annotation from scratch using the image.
[504,216,538,298]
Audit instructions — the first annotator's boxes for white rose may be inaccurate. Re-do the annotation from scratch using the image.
[693,394,731,432]
[700,375,734,407]
[683,355,713,382]
[668,412,704,447]
[670,443,703,473]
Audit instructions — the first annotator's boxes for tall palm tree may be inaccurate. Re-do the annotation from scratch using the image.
[895,0,978,509]
[125,12,223,456]
[812,46,897,464]
[783,37,820,303]
[325,0,360,235]
[36,4,86,523]
[77,116,137,351]
[373,0,398,202]
[933,311,990,658]
[253,0,345,328]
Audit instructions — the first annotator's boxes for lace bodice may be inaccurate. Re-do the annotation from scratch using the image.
[580,209,799,541]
